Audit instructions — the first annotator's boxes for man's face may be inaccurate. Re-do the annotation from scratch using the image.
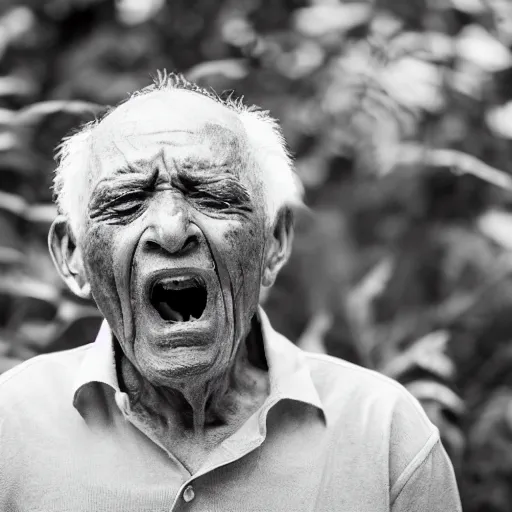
[79,91,268,386]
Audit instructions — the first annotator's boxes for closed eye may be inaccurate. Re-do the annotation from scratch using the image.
[174,173,254,215]
[188,192,253,215]
[89,191,148,222]
[109,195,145,214]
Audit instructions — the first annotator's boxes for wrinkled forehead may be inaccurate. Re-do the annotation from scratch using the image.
[89,89,248,180]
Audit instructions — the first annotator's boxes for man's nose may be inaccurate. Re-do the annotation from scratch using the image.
[144,199,199,255]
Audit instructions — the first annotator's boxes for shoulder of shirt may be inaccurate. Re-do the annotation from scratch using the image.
[303,350,413,394]
[300,350,442,491]
[302,351,436,431]
[0,344,93,403]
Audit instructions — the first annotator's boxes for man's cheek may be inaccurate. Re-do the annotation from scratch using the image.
[229,223,264,269]
[82,225,125,337]
[224,223,264,304]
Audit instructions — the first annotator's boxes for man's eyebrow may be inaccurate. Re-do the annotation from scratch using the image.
[91,165,159,197]
[101,158,164,182]
[174,150,244,176]
[172,161,253,205]
[173,161,239,186]
[108,160,152,177]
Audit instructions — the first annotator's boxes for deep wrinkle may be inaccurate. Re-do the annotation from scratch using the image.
[194,216,250,364]
[89,155,254,226]
[89,121,251,215]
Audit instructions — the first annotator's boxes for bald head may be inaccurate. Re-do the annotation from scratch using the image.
[93,89,244,151]
[53,72,301,240]
[90,89,248,185]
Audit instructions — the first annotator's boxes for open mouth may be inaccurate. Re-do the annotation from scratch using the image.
[150,275,207,323]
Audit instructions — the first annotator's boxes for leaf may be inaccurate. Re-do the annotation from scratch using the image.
[389,31,455,63]
[293,4,372,38]
[451,0,486,14]
[54,298,100,326]
[16,100,105,159]
[380,330,455,381]
[456,24,512,73]
[0,132,17,151]
[186,59,249,83]
[0,275,60,304]
[0,247,24,267]
[370,11,403,39]
[346,257,394,363]
[477,209,512,250]
[396,144,512,190]
[490,0,512,46]
[381,57,444,112]
[16,321,60,350]
[0,190,27,217]
[0,193,58,231]
[221,17,255,48]
[0,7,35,49]
[275,40,325,79]
[406,380,465,415]
[0,108,16,125]
[16,100,104,126]
[451,59,487,99]
[116,0,165,26]
[0,76,35,99]
[486,101,512,138]
[25,203,58,225]
[348,257,394,320]
[296,310,332,354]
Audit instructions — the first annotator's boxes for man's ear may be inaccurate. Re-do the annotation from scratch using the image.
[262,207,294,288]
[48,216,91,299]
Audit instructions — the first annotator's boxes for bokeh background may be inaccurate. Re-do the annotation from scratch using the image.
[1,0,512,509]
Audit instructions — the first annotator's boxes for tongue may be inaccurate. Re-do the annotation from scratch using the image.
[158,301,184,322]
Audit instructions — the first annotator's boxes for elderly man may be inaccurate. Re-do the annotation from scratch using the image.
[0,73,461,511]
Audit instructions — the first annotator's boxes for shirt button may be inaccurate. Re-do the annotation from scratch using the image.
[183,485,195,502]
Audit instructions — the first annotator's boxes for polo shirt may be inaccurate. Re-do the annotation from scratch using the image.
[0,309,461,511]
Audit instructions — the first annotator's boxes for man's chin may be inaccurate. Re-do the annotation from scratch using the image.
[136,301,221,345]
[126,296,235,384]
[146,320,217,348]
[131,328,226,385]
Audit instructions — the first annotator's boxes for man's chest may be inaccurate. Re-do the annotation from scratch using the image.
[8,407,391,512]
[11,435,388,512]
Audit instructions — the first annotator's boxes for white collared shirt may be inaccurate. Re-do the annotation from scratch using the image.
[0,308,461,511]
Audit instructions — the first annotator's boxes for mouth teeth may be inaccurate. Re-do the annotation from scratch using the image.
[150,274,207,323]
[159,276,204,291]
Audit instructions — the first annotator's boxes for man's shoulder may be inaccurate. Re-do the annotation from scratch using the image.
[304,351,413,398]
[303,351,439,485]
[0,344,93,408]
[303,351,435,433]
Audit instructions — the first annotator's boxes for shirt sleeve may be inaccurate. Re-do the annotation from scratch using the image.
[0,416,15,510]
[391,437,462,512]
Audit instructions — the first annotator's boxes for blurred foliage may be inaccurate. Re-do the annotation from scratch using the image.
[2,0,512,509]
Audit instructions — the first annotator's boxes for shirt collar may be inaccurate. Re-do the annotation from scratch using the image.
[73,307,325,417]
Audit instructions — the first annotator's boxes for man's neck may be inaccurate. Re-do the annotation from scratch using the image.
[117,319,270,441]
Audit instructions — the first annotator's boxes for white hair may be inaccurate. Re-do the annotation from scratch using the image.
[53,72,302,239]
